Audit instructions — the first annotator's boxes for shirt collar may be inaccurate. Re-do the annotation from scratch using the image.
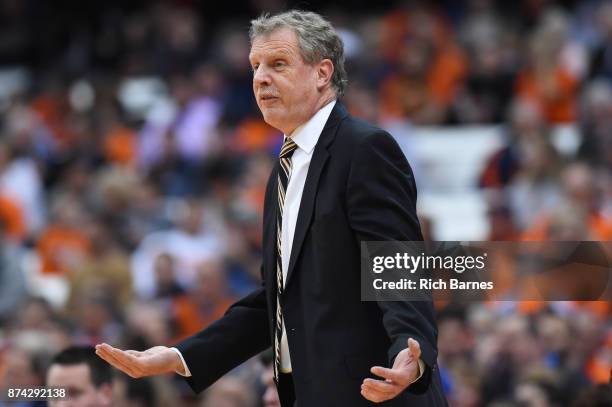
[285,100,336,155]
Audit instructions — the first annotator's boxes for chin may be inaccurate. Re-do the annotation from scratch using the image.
[260,110,284,131]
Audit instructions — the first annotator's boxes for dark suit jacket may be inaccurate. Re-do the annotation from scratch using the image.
[176,103,447,406]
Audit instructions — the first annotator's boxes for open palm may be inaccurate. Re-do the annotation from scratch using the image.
[360,338,422,403]
[95,343,183,378]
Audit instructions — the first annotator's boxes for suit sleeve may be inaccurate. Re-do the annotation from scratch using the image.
[173,285,271,393]
[346,130,437,394]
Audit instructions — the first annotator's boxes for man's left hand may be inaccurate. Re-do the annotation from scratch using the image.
[360,338,422,403]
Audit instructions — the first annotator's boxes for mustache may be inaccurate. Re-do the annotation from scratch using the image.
[257,89,279,99]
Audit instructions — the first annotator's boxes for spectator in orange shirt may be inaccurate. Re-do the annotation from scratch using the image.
[103,125,137,166]
[378,6,467,124]
[521,162,612,240]
[37,198,90,274]
[68,221,133,310]
[230,117,280,155]
[0,194,25,242]
[172,257,235,341]
[515,25,579,123]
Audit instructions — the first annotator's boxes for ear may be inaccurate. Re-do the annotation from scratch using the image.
[316,59,334,91]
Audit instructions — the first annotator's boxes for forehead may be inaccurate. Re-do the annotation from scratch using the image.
[47,364,93,388]
[249,27,301,60]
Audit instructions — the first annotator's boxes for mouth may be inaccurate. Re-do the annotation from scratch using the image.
[259,95,279,103]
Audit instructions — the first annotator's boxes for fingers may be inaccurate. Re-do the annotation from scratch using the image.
[95,344,130,375]
[361,339,422,402]
[361,378,400,403]
[95,344,134,376]
[407,338,421,360]
[95,344,144,378]
[370,366,408,385]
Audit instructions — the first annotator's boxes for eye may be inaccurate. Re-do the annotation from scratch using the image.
[274,60,286,69]
[251,63,259,73]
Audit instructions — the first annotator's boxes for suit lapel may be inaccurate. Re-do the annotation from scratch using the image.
[284,102,349,289]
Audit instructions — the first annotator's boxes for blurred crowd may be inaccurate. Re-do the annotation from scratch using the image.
[0,0,610,406]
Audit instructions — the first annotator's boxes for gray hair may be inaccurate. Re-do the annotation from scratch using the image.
[249,10,348,97]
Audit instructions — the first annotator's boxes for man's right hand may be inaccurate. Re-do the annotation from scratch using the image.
[95,343,185,378]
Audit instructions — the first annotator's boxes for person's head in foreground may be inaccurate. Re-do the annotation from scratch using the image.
[248,10,346,135]
[259,349,281,407]
[46,346,113,407]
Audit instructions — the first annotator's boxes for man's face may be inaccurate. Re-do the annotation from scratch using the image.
[2,350,41,387]
[249,27,321,135]
[46,363,112,407]
[262,365,281,407]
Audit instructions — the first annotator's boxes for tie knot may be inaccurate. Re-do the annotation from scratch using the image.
[279,138,298,158]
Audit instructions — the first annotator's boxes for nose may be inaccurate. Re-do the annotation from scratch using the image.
[253,65,271,87]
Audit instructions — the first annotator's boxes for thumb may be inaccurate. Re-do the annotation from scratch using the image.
[407,338,421,359]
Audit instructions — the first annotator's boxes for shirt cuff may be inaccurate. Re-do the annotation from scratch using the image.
[170,347,192,377]
[409,358,425,385]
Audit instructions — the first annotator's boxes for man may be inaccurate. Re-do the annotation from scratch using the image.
[46,346,113,407]
[259,349,281,407]
[0,348,46,407]
[96,10,447,406]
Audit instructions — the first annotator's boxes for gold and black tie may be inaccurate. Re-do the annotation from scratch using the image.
[274,137,298,382]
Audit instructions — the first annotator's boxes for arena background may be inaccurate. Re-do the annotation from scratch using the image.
[0,0,610,405]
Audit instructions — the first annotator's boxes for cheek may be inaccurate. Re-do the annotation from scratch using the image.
[294,72,317,95]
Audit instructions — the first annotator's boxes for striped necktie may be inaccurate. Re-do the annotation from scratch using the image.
[274,137,298,382]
